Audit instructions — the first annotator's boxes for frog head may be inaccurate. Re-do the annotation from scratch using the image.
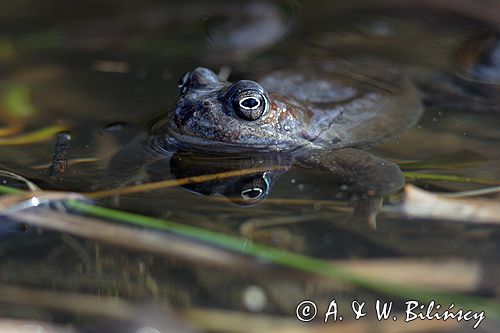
[159,67,308,152]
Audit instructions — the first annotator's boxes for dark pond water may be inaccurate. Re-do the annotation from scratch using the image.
[0,1,499,332]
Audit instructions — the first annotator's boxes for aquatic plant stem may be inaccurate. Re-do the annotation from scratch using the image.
[0,184,499,317]
[65,199,500,317]
[404,172,500,185]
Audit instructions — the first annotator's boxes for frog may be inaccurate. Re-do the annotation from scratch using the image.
[107,59,423,226]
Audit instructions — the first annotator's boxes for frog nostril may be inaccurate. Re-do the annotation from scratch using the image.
[188,67,220,88]
[178,72,191,94]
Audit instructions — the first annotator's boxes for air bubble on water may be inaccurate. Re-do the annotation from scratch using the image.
[243,285,267,312]
[313,202,322,210]
[290,178,296,184]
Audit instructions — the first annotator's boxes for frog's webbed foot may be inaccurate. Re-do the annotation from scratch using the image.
[350,195,383,229]
[297,148,404,227]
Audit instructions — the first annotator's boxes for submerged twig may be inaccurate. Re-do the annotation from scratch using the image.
[0,186,499,316]
[441,185,500,198]
[0,191,84,212]
[2,208,257,271]
[0,318,75,333]
[48,131,71,180]
[1,194,487,294]
[336,258,482,293]
[31,157,101,170]
[0,284,198,333]
[404,172,500,186]
[0,170,40,192]
[208,195,351,211]
[404,172,500,185]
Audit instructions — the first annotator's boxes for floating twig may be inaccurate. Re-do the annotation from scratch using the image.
[48,131,71,180]
[86,165,287,199]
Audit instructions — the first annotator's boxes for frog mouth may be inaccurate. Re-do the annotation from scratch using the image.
[166,127,307,153]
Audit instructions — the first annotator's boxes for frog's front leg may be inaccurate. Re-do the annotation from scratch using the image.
[104,133,172,189]
[297,148,404,227]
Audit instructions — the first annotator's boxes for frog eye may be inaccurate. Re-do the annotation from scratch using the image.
[233,91,268,121]
[239,175,269,204]
[224,80,269,121]
[241,187,263,200]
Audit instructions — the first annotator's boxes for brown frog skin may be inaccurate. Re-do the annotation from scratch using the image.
[149,63,421,153]
[108,60,422,224]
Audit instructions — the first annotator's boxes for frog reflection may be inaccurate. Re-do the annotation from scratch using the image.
[155,151,289,206]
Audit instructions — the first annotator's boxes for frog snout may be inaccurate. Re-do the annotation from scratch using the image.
[178,67,220,94]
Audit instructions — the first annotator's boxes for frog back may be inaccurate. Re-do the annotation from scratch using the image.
[258,59,422,149]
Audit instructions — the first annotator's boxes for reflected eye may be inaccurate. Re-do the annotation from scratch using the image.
[233,91,268,121]
[241,187,263,200]
[178,72,190,94]
[239,175,269,204]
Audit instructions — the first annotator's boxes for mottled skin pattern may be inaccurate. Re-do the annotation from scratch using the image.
[150,63,421,153]
[109,61,423,224]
